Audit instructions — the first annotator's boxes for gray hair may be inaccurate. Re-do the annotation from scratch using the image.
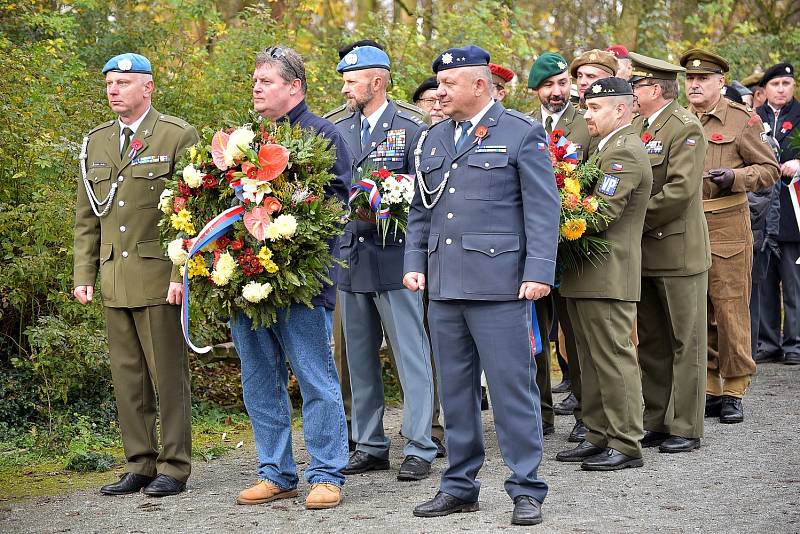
[255,45,307,93]
[654,79,679,100]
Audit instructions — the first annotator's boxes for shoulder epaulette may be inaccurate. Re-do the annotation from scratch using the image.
[505,109,536,125]
[88,120,115,136]
[727,100,753,117]
[322,103,347,120]
[332,111,356,124]
[428,118,452,131]
[158,114,193,129]
[671,108,695,125]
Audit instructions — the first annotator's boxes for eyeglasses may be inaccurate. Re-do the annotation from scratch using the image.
[494,83,506,92]
[265,46,301,82]
[417,98,440,106]
[632,82,656,90]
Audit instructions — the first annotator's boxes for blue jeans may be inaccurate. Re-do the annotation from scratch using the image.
[231,304,348,489]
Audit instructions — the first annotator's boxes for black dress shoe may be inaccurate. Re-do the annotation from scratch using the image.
[432,436,447,458]
[542,421,555,436]
[342,450,390,475]
[398,455,431,481]
[554,392,578,415]
[641,430,669,448]
[719,395,744,424]
[567,419,587,443]
[552,377,571,394]
[142,474,186,497]
[413,491,479,517]
[705,394,723,418]
[555,440,604,462]
[480,386,489,411]
[511,495,543,526]
[659,436,701,453]
[784,353,800,365]
[754,351,782,363]
[100,473,154,495]
[581,448,643,471]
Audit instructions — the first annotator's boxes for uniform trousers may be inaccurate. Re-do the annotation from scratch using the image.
[339,289,437,462]
[706,204,756,391]
[553,291,582,420]
[428,299,548,504]
[567,298,643,458]
[534,297,554,427]
[637,272,708,439]
[758,241,800,360]
[105,305,192,482]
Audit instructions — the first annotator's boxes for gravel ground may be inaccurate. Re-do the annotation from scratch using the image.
[2,362,798,533]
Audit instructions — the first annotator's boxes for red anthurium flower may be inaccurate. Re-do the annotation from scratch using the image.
[782,121,793,132]
[710,133,724,141]
[254,144,290,181]
[642,133,653,143]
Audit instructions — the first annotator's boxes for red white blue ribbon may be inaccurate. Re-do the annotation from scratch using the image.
[350,178,391,219]
[529,302,542,355]
[181,205,245,353]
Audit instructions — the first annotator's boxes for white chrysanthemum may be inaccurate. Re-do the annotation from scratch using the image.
[224,127,255,167]
[182,164,203,188]
[210,252,236,286]
[273,214,298,238]
[265,223,282,241]
[159,188,174,214]
[242,281,273,303]
[167,238,189,266]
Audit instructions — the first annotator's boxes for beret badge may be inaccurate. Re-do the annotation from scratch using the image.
[442,53,453,65]
[117,59,132,71]
[344,53,358,65]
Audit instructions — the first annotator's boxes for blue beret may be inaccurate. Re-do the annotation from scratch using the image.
[432,45,490,74]
[102,53,152,75]
[336,46,390,73]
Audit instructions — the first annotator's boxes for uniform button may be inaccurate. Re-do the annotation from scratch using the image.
[117,176,124,182]
[150,185,155,190]
[398,238,403,244]
[121,251,129,258]
[119,225,126,232]
[358,236,365,243]
[489,248,495,254]
[445,238,452,245]
[449,187,456,194]
[148,172,154,177]
[118,200,125,207]
[657,232,663,237]
[357,167,362,173]
[451,163,458,169]
[484,162,490,168]
[447,213,454,219]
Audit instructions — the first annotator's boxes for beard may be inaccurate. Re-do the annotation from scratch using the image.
[345,85,375,113]
[542,96,568,114]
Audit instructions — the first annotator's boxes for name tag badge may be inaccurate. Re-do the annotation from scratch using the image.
[475,145,507,154]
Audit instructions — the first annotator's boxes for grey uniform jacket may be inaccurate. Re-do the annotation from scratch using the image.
[335,100,426,292]
[404,101,560,300]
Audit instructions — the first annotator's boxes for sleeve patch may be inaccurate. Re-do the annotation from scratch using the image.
[598,174,620,196]
[748,115,760,127]
[685,138,696,146]
[611,162,624,171]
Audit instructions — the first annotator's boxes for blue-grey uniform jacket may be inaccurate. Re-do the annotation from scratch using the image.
[335,100,426,292]
[404,101,559,300]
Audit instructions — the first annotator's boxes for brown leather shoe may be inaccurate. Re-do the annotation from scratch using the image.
[236,480,298,505]
[305,483,342,509]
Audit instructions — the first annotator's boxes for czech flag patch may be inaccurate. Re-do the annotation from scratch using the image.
[537,142,547,151]
[685,138,696,146]
[611,162,624,172]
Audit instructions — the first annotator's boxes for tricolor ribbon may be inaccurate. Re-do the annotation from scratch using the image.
[181,205,245,353]
[788,175,800,264]
[350,178,392,219]
[529,303,542,355]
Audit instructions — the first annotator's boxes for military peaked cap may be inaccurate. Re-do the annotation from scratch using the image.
[679,48,729,74]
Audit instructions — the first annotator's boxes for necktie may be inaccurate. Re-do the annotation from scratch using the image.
[360,119,371,150]
[455,120,472,151]
[642,118,649,132]
[544,115,553,135]
[121,127,133,158]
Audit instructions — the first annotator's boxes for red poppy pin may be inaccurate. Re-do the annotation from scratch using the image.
[710,133,724,142]
[474,125,489,145]
[781,121,793,134]
[642,132,653,143]
[128,138,143,159]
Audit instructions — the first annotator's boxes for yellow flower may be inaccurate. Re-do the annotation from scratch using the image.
[170,209,196,235]
[187,256,209,278]
[564,177,581,197]
[257,247,273,262]
[561,218,587,241]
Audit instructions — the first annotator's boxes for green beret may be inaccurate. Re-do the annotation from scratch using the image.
[528,52,569,89]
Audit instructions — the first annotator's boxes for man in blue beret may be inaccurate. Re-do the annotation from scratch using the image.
[73,53,199,497]
[405,44,558,526]
[331,45,438,482]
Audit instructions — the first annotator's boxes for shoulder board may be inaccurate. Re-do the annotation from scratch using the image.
[332,110,356,124]
[87,120,115,136]
[158,114,193,129]
[671,108,695,125]
[394,99,429,122]
[727,100,752,116]
[505,109,536,124]
[575,107,586,116]
[322,103,348,120]
[428,118,452,131]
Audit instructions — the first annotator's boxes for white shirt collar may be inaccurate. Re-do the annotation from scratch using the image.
[597,123,631,152]
[454,99,495,143]
[362,99,389,131]
[118,107,150,149]
[540,105,567,129]
[643,101,671,126]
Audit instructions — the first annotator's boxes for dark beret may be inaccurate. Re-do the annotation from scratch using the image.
[413,76,439,103]
[583,77,634,100]
[761,62,795,86]
[432,45,490,74]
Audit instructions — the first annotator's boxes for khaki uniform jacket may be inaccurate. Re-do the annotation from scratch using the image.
[530,103,596,164]
[73,107,199,308]
[696,98,779,201]
[560,125,653,301]
[632,100,711,277]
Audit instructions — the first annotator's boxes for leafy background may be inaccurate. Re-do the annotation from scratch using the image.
[1,0,798,465]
